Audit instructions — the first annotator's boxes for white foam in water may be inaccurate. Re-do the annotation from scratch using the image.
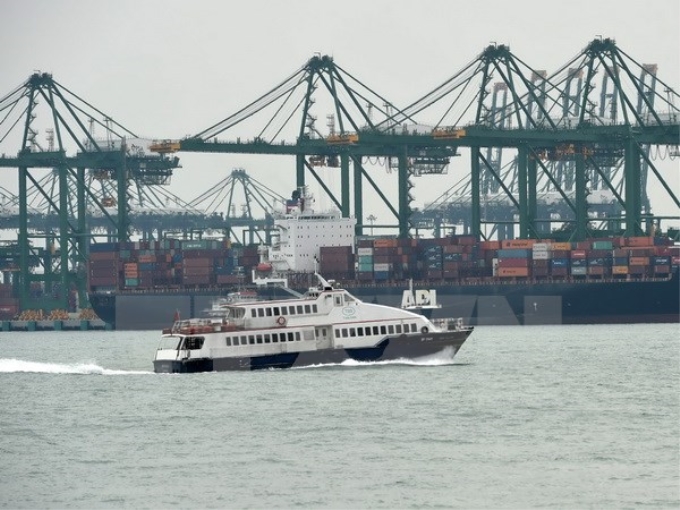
[0,358,152,375]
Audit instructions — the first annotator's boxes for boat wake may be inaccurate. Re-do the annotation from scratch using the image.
[0,358,152,375]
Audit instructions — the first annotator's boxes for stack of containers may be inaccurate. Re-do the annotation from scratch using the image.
[587,239,613,277]
[182,240,214,286]
[442,243,462,280]
[136,252,156,289]
[319,246,354,280]
[396,238,417,279]
[0,283,19,320]
[550,242,571,277]
[237,246,259,282]
[356,239,374,281]
[479,240,501,277]
[215,250,238,285]
[421,241,443,280]
[570,244,587,276]
[89,242,120,290]
[123,260,139,288]
[670,246,680,269]
[455,235,479,278]
[626,237,652,276]
[612,244,629,276]
[373,239,396,281]
[531,242,551,278]
[497,239,533,278]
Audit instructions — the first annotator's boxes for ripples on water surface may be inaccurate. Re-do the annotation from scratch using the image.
[0,324,678,509]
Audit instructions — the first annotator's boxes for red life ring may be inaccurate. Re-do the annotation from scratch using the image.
[276,316,287,326]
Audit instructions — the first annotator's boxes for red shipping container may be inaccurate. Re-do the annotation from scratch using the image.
[498,258,529,267]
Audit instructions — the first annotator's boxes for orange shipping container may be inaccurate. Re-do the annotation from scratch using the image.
[612,266,629,275]
[501,239,535,249]
[626,236,654,247]
[373,239,397,248]
[497,267,529,277]
[479,240,501,250]
[629,256,649,266]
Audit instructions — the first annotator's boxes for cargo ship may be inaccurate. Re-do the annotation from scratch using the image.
[87,193,680,330]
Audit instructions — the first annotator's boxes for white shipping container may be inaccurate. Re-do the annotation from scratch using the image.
[357,247,374,256]
[373,263,391,272]
[532,251,551,260]
[532,243,551,251]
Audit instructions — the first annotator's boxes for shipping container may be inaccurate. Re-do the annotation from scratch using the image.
[497,267,529,277]
[500,239,535,249]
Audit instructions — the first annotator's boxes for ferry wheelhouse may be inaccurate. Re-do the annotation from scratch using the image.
[153,275,474,373]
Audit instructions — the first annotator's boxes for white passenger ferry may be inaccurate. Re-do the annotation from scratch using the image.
[153,274,474,372]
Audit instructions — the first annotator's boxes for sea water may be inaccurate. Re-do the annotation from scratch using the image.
[0,324,678,509]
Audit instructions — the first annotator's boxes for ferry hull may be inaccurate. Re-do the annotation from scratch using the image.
[153,331,471,373]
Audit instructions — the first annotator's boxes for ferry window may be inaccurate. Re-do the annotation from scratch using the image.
[297,305,304,314]
[264,334,271,344]
[257,309,264,317]
[249,335,255,345]
[304,305,311,314]
[241,335,247,344]
[256,335,263,344]
[373,326,379,335]
[411,323,417,333]
[272,334,279,343]
[335,329,340,337]
[251,309,257,318]
[185,337,204,350]
[388,325,394,334]
[357,328,363,337]
[295,332,301,341]
[396,325,402,334]
[312,305,317,313]
[288,332,294,342]
[226,337,231,346]
[273,307,280,316]
[289,306,296,315]
[281,306,287,315]
[342,328,348,338]
[350,328,356,337]
[266,308,273,317]
[380,325,386,335]
[335,296,342,306]
[365,327,371,336]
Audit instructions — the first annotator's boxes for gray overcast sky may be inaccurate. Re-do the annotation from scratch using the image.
[1,0,678,229]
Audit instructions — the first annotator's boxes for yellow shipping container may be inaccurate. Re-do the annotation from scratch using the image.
[612,266,629,275]
[550,242,572,251]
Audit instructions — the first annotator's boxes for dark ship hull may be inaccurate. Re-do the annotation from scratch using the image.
[89,267,679,330]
